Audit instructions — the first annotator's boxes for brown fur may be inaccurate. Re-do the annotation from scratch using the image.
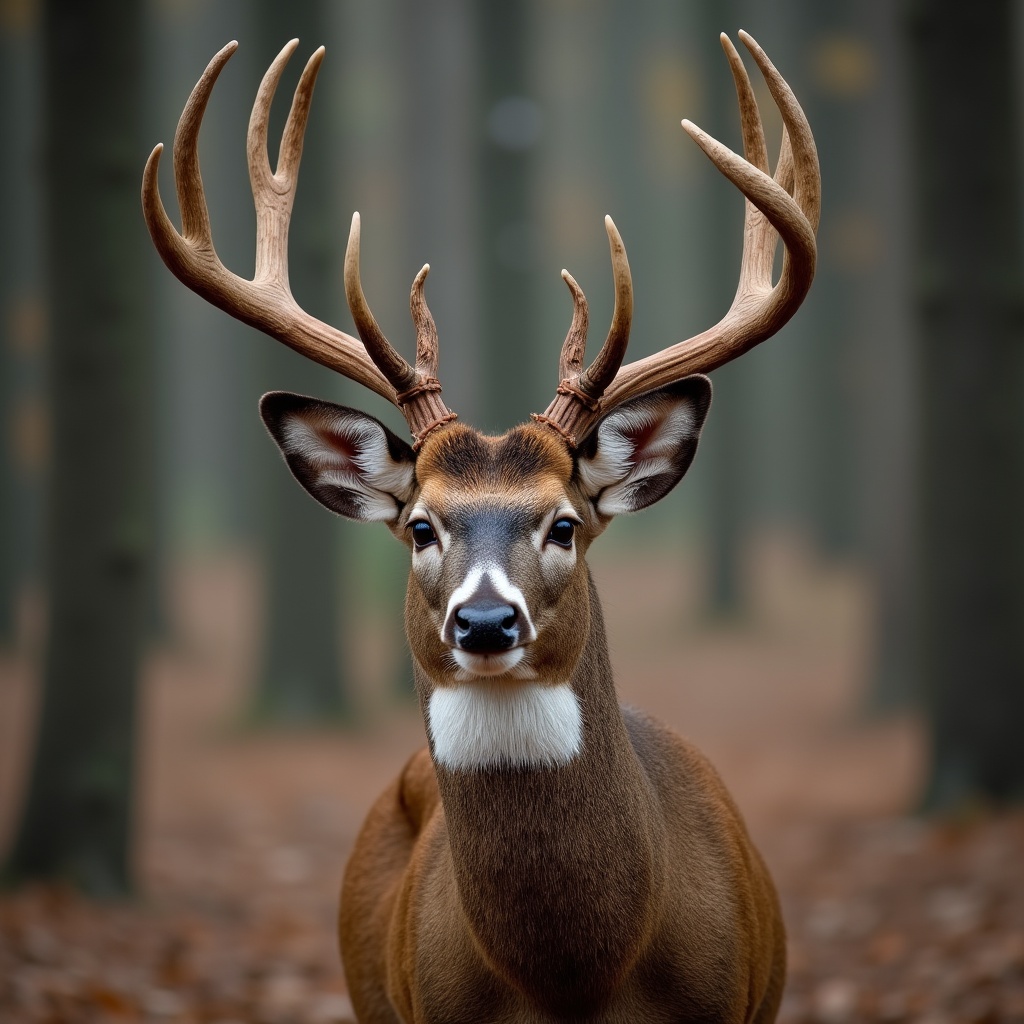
[339,422,785,1023]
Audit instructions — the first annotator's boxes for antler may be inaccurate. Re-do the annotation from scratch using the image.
[538,30,820,446]
[142,41,454,447]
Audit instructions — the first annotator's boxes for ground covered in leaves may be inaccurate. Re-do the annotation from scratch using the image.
[1,545,1022,1023]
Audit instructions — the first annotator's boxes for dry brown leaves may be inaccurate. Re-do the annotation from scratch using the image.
[776,813,1024,1024]
[3,813,1022,1022]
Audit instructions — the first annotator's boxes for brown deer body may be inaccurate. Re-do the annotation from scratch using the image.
[143,30,818,1023]
[333,425,784,1024]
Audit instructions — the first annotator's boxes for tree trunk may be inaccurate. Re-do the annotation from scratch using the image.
[857,0,918,713]
[0,3,44,650]
[4,0,153,895]
[908,0,1024,807]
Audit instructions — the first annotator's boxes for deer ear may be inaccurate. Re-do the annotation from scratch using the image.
[260,392,416,522]
[576,376,711,516]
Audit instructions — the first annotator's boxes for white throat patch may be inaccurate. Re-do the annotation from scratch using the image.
[428,683,583,771]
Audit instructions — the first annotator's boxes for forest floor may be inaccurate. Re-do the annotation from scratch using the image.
[1,541,1022,1023]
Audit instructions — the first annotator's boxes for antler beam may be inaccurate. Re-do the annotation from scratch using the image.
[142,41,454,447]
[539,30,820,446]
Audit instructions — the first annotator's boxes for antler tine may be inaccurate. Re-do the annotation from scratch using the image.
[248,39,299,195]
[577,216,633,400]
[774,127,796,198]
[278,45,324,185]
[720,32,776,293]
[247,39,324,288]
[557,270,589,382]
[410,265,440,379]
[142,42,238,288]
[739,30,820,233]
[540,216,631,439]
[722,33,770,177]
[141,146,197,287]
[344,213,420,394]
[173,40,237,248]
[535,31,818,447]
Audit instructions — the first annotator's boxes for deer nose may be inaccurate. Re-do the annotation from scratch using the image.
[453,601,519,653]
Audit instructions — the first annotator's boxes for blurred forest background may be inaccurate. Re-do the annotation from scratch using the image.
[1,0,1023,1021]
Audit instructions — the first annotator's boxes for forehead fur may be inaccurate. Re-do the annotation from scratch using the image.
[416,422,574,495]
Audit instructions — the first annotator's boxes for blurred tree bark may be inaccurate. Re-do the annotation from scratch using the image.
[5,0,153,894]
[857,1,919,713]
[0,5,24,646]
[0,1,44,650]
[908,0,1024,806]
[248,0,353,723]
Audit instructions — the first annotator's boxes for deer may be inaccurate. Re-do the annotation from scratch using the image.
[143,28,818,1024]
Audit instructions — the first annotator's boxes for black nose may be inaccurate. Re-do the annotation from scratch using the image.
[453,601,519,653]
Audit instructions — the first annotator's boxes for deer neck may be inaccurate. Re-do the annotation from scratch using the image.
[416,571,666,1013]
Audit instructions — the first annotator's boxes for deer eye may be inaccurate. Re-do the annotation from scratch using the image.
[411,520,438,549]
[546,518,576,548]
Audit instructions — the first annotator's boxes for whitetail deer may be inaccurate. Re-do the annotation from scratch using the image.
[144,30,818,1023]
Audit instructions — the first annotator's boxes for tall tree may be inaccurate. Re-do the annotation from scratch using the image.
[248,0,353,723]
[0,0,44,650]
[908,0,1024,807]
[856,0,918,712]
[4,0,153,894]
